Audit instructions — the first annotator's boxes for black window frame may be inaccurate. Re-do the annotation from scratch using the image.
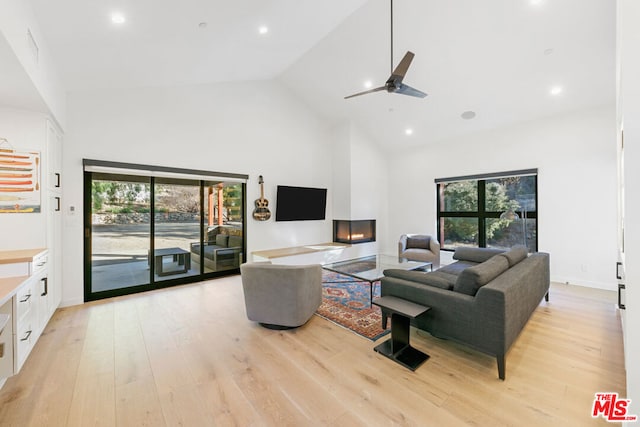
[436,169,538,252]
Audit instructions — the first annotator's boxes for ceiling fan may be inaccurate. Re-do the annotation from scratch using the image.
[344,0,427,100]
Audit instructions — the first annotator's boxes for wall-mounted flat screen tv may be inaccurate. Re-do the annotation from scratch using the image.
[275,185,327,221]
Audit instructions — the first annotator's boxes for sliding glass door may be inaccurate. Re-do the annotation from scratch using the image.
[154,178,201,281]
[89,174,151,293]
[84,165,246,302]
[200,180,244,274]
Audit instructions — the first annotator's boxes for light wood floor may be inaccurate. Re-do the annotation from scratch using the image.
[0,278,626,426]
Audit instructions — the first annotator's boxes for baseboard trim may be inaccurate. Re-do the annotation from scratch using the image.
[550,277,616,292]
[60,297,84,308]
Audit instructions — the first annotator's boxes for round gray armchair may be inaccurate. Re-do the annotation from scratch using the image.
[240,262,322,329]
[398,234,440,268]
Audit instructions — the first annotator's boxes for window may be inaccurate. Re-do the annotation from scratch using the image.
[436,170,538,252]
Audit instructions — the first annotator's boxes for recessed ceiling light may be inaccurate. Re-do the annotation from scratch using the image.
[530,0,543,6]
[363,80,373,89]
[544,48,554,56]
[461,111,477,120]
[111,12,126,25]
[258,26,269,35]
[198,22,208,29]
[550,86,563,96]
[405,128,414,136]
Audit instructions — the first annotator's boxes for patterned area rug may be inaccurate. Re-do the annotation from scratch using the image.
[316,270,390,341]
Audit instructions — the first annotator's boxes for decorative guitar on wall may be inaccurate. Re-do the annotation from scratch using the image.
[253,175,271,221]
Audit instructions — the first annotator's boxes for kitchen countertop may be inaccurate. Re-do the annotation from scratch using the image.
[0,276,29,307]
[0,248,47,265]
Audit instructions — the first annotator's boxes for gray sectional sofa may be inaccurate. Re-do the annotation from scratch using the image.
[381,245,550,380]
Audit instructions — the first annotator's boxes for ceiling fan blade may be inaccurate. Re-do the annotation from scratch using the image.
[344,86,386,99]
[389,51,415,82]
[395,83,427,98]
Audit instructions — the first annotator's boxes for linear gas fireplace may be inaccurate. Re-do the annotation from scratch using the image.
[333,219,376,244]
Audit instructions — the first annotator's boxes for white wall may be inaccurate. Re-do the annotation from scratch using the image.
[62,80,356,306]
[349,124,388,248]
[384,106,617,290]
[0,0,66,128]
[0,108,49,250]
[618,0,640,412]
[331,122,352,220]
[330,122,388,250]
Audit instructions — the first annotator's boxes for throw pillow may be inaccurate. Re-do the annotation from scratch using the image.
[453,255,509,296]
[215,234,229,247]
[406,236,430,250]
[498,245,528,267]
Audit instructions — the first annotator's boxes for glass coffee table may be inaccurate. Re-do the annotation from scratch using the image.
[322,255,431,307]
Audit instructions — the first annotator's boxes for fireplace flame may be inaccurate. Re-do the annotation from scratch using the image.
[333,219,376,244]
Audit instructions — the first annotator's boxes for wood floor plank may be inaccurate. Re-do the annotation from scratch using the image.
[196,376,264,426]
[0,278,627,426]
[115,377,166,427]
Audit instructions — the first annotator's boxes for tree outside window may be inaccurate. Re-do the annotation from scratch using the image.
[437,172,538,252]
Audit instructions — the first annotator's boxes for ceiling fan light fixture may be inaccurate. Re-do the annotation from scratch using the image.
[344,0,427,100]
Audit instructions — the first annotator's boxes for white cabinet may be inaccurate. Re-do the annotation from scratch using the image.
[46,195,62,312]
[13,276,36,372]
[45,119,63,315]
[46,119,62,191]
[0,249,53,381]
[31,252,52,338]
[0,301,13,380]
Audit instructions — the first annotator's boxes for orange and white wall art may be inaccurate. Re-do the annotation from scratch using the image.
[0,147,41,213]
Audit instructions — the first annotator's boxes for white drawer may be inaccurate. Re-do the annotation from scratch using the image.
[14,281,34,323]
[15,319,34,372]
[31,251,48,275]
[0,303,13,378]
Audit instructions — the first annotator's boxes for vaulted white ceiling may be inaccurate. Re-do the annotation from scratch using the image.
[29,0,367,90]
[22,0,615,148]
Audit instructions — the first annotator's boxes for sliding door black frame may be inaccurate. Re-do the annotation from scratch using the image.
[83,168,247,303]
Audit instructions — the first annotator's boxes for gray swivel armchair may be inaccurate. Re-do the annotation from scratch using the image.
[240,262,322,329]
[398,234,440,268]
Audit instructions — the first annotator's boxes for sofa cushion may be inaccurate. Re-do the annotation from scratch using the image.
[406,235,430,250]
[453,255,510,296]
[452,247,505,263]
[498,245,528,267]
[400,248,436,263]
[215,234,229,247]
[383,269,454,290]
[438,260,478,276]
[228,235,243,248]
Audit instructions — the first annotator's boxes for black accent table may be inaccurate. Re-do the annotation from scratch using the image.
[151,247,191,276]
[373,296,430,371]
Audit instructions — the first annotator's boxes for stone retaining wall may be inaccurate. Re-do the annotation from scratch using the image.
[93,212,200,225]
